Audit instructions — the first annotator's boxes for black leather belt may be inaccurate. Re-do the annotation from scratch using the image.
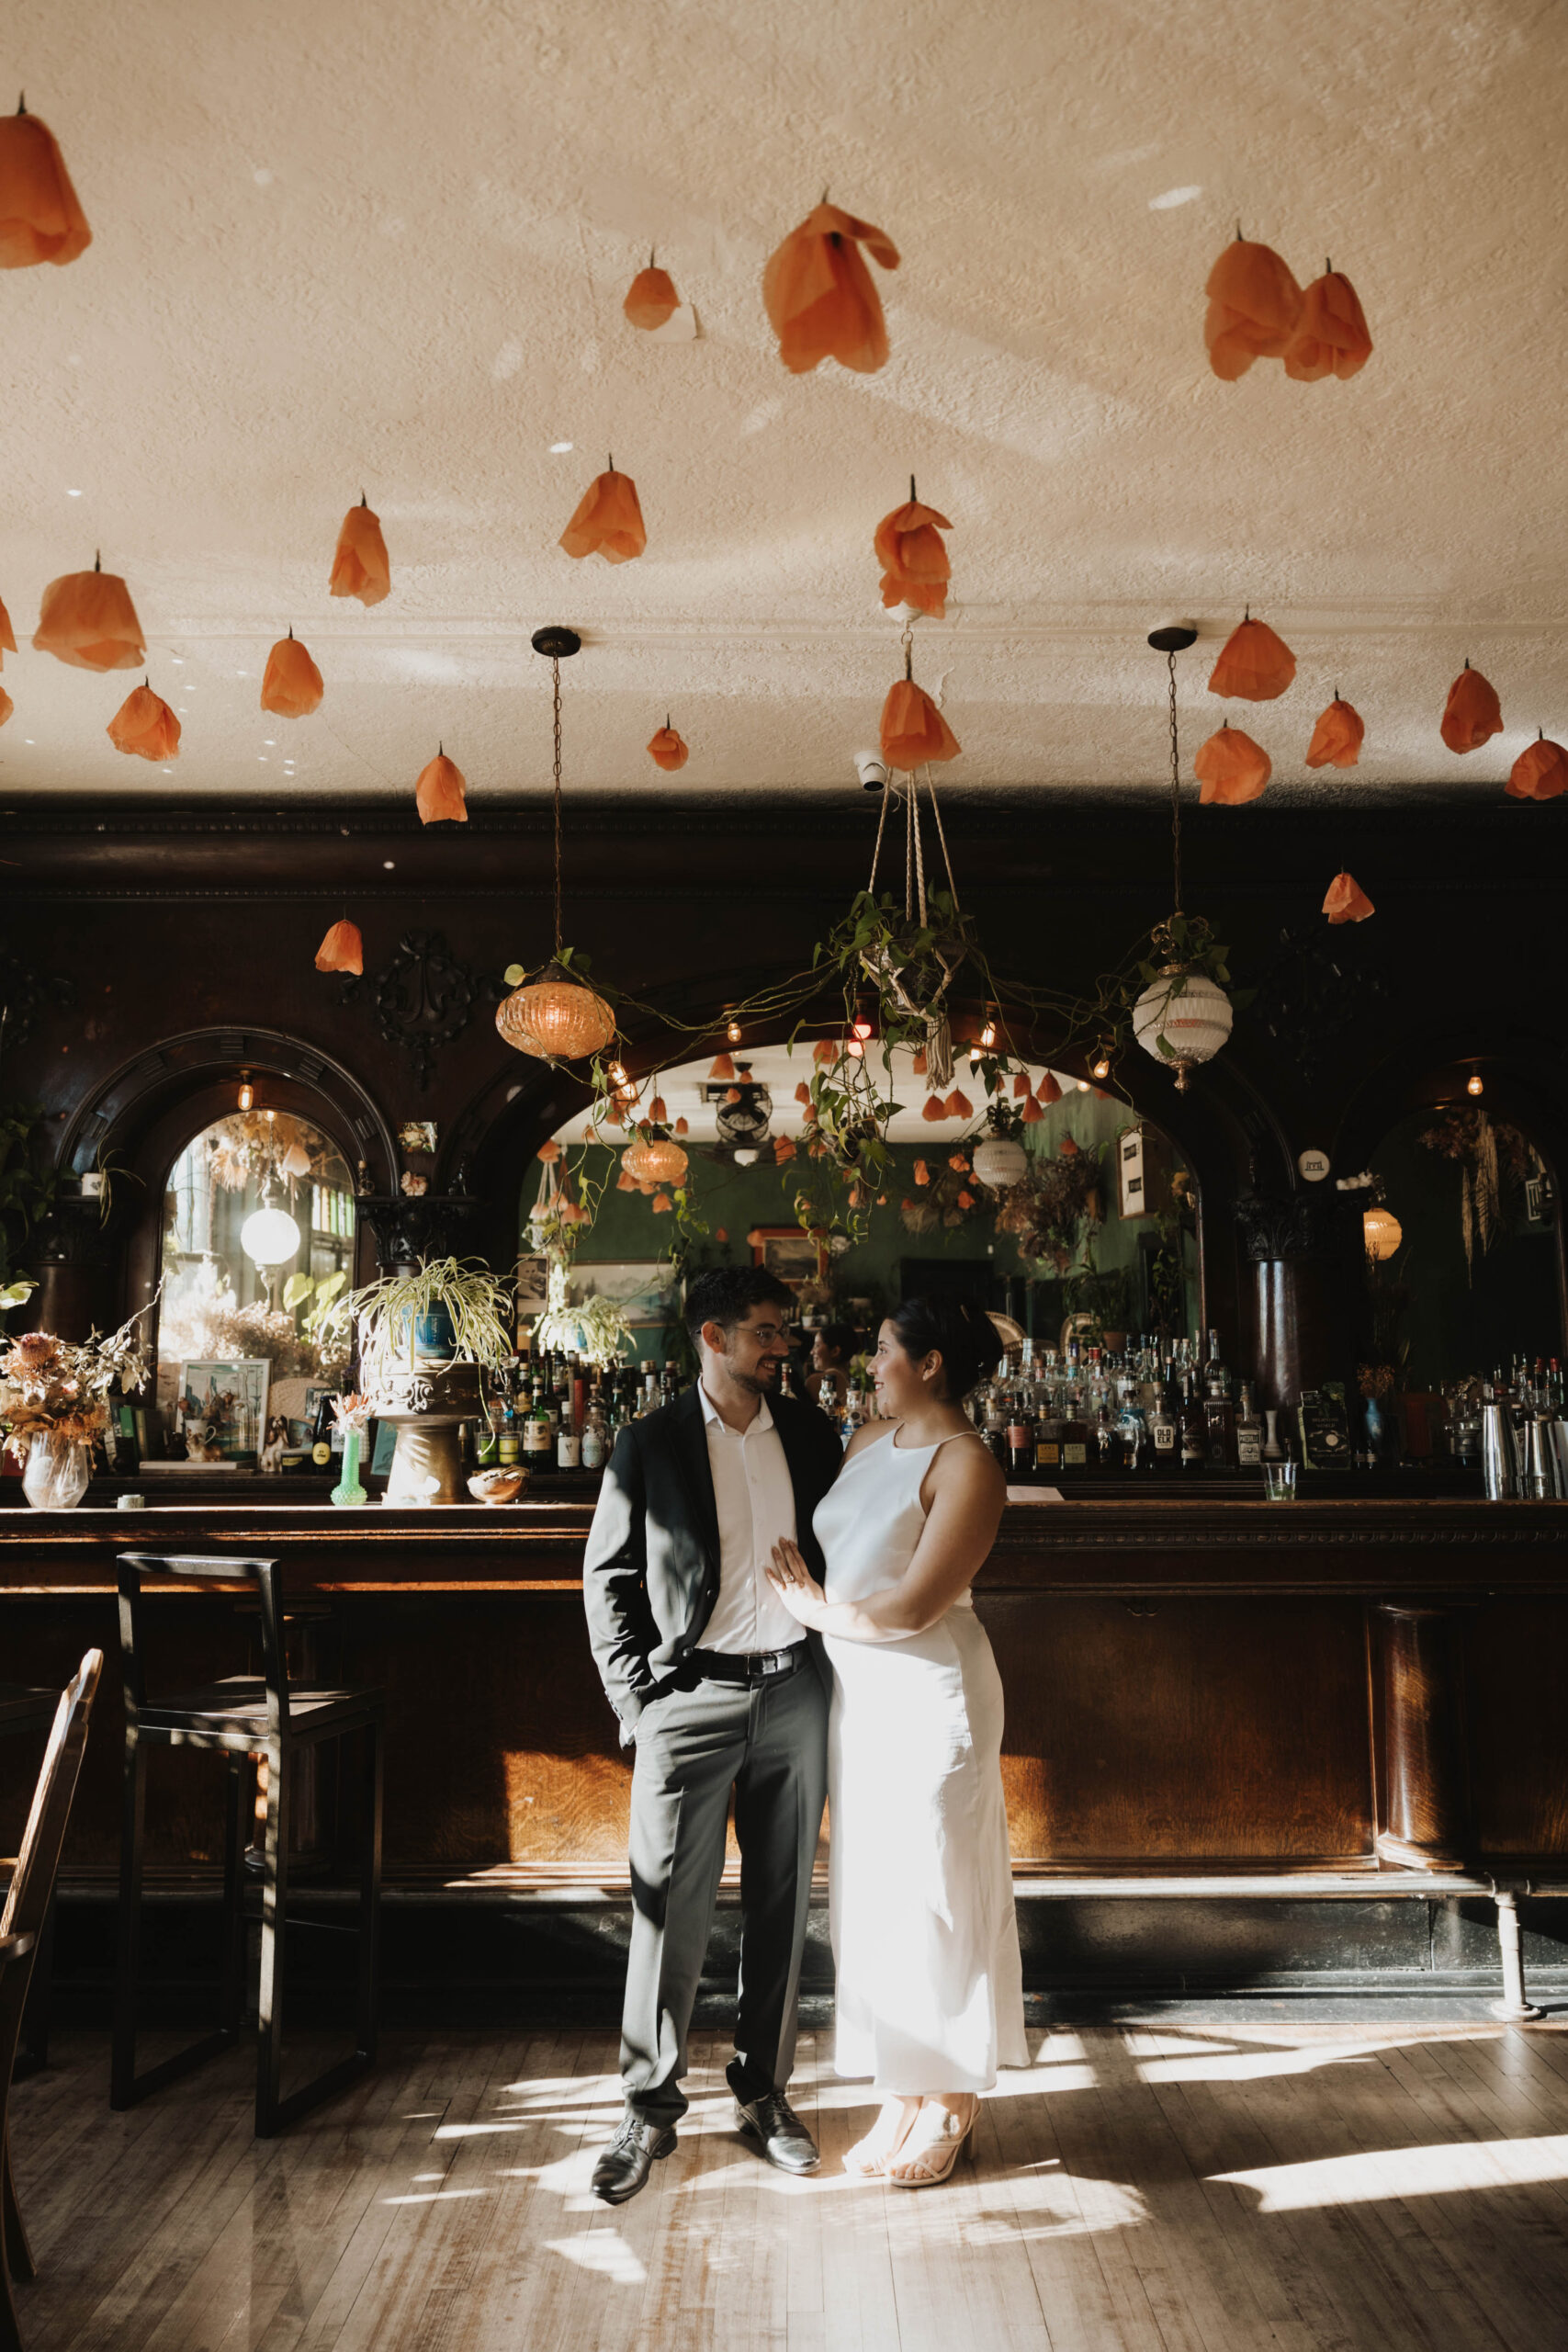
[687,1645,807,1685]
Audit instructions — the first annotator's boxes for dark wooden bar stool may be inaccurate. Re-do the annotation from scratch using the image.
[0,1689,62,2081]
[110,1552,383,2139]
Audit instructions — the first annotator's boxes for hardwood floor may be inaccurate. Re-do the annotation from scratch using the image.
[7,2020,1568,2350]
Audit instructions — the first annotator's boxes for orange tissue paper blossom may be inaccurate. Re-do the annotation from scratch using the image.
[107,682,180,761]
[1195,727,1271,804]
[261,630,323,718]
[1034,1070,1063,1107]
[921,1094,949,1123]
[1440,662,1503,754]
[1305,698,1364,770]
[559,466,646,564]
[330,498,391,606]
[314,922,363,976]
[415,749,467,824]
[32,560,144,671]
[1284,268,1372,382]
[648,723,688,773]
[0,101,91,268]
[880,674,960,770]
[1203,237,1303,379]
[1208,616,1296,701]
[1323,872,1374,924]
[623,264,680,329]
[762,202,899,376]
[874,488,952,617]
[1506,735,1568,802]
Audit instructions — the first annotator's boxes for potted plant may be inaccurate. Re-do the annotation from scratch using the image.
[326,1257,514,1507]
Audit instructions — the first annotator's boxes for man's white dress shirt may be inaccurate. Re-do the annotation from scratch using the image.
[696,1382,804,1654]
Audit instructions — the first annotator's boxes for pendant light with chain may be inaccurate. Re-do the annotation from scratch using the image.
[496,628,617,1065]
[1131,627,1235,1092]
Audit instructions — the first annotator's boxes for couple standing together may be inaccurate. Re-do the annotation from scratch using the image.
[583,1267,1026,2202]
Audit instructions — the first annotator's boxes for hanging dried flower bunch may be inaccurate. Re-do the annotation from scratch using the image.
[648,721,688,772]
[314,920,363,975]
[1507,733,1568,801]
[559,464,646,563]
[415,748,468,823]
[624,259,680,329]
[1284,267,1373,381]
[0,98,91,268]
[874,484,952,616]
[1417,1105,1530,1284]
[107,681,181,761]
[33,559,144,671]
[1305,696,1364,769]
[1195,726,1270,803]
[1208,615,1296,700]
[261,629,324,718]
[330,497,391,606]
[1439,662,1502,752]
[1322,871,1374,924]
[762,202,899,375]
[1203,237,1303,379]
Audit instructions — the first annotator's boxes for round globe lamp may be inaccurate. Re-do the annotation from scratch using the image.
[241,1199,300,1269]
[1132,967,1233,1091]
[1363,1206,1404,1262]
[496,961,615,1063]
[971,1134,1028,1189]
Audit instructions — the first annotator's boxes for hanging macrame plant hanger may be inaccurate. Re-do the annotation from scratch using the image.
[861,752,964,1089]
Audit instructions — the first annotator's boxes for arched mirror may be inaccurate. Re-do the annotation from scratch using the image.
[153,1108,357,1464]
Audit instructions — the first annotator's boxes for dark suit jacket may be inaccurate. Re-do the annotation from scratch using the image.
[582,1384,844,1741]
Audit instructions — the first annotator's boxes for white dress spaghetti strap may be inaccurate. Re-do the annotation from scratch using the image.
[813,1425,1027,2093]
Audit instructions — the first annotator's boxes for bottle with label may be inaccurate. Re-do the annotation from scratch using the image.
[1148,1378,1178,1465]
[1006,1401,1034,1480]
[1235,1384,1263,1467]
[1178,1374,1205,1470]
[556,1396,581,1470]
[523,1382,552,1459]
[309,1389,336,1473]
[1059,1391,1090,1476]
[498,1400,521,1466]
[581,1401,608,1472]
[1203,1329,1230,1400]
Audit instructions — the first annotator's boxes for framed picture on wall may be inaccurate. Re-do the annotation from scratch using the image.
[178,1359,270,1464]
[748,1227,823,1288]
[513,1253,549,1317]
[567,1261,678,1326]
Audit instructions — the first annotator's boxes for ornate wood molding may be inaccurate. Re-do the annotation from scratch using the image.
[342,931,504,1091]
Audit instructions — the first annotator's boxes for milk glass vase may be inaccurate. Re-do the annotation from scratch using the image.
[22,1430,93,1510]
[331,1429,368,1508]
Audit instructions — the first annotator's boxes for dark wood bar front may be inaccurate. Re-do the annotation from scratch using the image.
[6,1496,1565,1907]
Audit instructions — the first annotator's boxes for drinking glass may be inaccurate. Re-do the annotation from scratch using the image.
[1262,1461,1298,1502]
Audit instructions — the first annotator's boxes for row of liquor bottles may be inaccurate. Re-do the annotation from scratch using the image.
[476,1354,682,1472]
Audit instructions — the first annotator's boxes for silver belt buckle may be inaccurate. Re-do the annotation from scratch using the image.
[746,1650,774,1678]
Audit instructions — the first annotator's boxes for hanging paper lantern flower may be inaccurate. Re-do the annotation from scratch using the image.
[811,1041,837,1067]
[773,1136,796,1163]
[559,466,646,564]
[874,490,952,618]
[616,1170,636,1193]
[1283,269,1372,382]
[32,560,144,672]
[648,722,688,773]
[1011,1073,1032,1099]
[261,629,324,718]
[0,101,91,268]
[1506,733,1568,801]
[709,1052,737,1081]
[537,1139,561,1163]
[794,1081,811,1105]
[911,1046,928,1075]
[624,263,680,330]
[314,921,364,976]
[1440,662,1503,753]
[1195,727,1271,804]
[415,748,468,824]
[329,498,390,607]
[1203,237,1303,379]
[914,1159,931,1186]
[0,686,12,727]
[762,202,900,375]
[943,1089,974,1121]
[648,1094,669,1124]
[674,1115,690,1135]
[921,1094,948,1122]
[1035,1070,1063,1107]
[1323,871,1374,924]
[0,593,14,668]
[107,681,180,762]
[1208,616,1296,701]
[880,676,960,770]
[1020,1094,1043,1125]
[651,1193,674,1215]
[1060,1136,1080,1156]
[1305,697,1364,769]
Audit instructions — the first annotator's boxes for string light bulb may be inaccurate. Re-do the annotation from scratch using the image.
[236,1072,254,1112]
[1467,1071,1484,1097]
[1091,1052,1111,1080]
[978,1012,998,1050]
[726,1016,742,1046]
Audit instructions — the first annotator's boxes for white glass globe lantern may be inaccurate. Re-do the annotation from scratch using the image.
[971,1133,1028,1189]
[241,1192,301,1269]
[1363,1206,1404,1262]
[1132,966,1233,1092]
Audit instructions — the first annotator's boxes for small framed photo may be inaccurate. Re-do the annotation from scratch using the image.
[747,1227,821,1289]
[398,1120,438,1156]
[513,1252,549,1317]
[179,1360,270,1464]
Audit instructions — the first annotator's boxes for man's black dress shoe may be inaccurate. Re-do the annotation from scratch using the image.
[727,2064,820,2174]
[592,2109,678,2204]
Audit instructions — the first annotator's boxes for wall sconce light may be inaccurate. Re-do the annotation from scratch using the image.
[237,1072,255,1112]
[1467,1071,1484,1097]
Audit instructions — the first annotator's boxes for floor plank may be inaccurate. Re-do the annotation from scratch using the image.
[7,2021,1568,2352]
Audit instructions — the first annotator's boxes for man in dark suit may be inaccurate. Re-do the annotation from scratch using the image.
[582,1265,844,2205]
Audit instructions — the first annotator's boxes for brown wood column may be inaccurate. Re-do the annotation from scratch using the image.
[1374,1601,1468,1870]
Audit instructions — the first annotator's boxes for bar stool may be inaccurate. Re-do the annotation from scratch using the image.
[110,1552,383,2138]
[0,1684,62,2078]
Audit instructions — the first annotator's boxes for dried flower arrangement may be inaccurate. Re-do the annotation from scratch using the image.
[992,1138,1104,1273]
[0,1306,155,1458]
[1416,1105,1532,1283]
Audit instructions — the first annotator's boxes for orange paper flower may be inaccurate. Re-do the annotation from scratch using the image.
[648,724,688,773]
[1195,727,1271,804]
[1305,697,1365,769]
[330,498,390,606]
[32,562,144,672]
[616,1170,636,1192]
[652,1193,673,1214]
[624,265,679,330]
[559,467,646,564]
[812,1041,837,1066]
[1323,871,1374,924]
[948,1153,968,1173]
[0,593,14,669]
[1208,616,1296,701]
[914,1159,930,1186]
[674,1116,690,1136]
[880,676,960,770]
[537,1139,561,1162]
[261,630,323,718]
[1020,1095,1043,1125]
[793,1081,811,1105]
[944,1089,974,1121]
[911,1046,928,1075]
[1035,1071,1063,1107]
[107,682,180,762]
[1506,735,1568,801]
[773,1136,796,1164]
[1011,1073,1032,1099]
[1204,237,1303,379]
[762,202,900,375]
[0,686,12,728]
[415,749,468,824]
[708,1053,737,1081]
[1440,662,1503,753]
[0,104,91,268]
[314,921,364,975]
[874,490,952,617]
[921,1094,949,1122]
[1284,270,1372,382]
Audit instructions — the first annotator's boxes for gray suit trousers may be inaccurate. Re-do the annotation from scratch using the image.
[622,1657,827,2125]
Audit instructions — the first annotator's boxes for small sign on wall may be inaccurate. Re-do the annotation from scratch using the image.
[1297,1148,1331,1183]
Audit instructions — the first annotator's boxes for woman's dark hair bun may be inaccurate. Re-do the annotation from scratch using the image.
[886,1295,1005,1402]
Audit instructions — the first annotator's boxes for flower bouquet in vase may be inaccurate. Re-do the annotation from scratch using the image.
[0,1305,154,1510]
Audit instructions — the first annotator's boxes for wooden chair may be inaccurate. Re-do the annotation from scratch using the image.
[1,1651,103,2352]
[0,1690,62,2079]
[110,1553,383,2139]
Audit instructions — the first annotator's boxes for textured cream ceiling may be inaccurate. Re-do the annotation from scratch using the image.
[4,0,1565,804]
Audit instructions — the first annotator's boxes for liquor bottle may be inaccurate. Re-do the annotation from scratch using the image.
[556,1394,581,1470]
[498,1399,520,1466]
[1235,1383,1263,1467]
[1203,1329,1229,1399]
[1178,1374,1205,1470]
[1007,1398,1034,1480]
[523,1382,552,1459]
[309,1390,336,1474]
[1148,1375,1178,1466]
[581,1399,608,1471]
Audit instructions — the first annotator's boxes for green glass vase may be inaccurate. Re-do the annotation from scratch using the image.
[331,1428,368,1508]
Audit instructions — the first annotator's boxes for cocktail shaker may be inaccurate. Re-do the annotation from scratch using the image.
[1539,1417,1568,1501]
[1520,1415,1553,1500]
[1481,1401,1518,1500]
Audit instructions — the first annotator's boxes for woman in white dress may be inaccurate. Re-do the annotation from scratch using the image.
[767,1296,1027,2187]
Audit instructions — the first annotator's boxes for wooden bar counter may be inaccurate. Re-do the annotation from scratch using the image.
[4,1490,1565,1919]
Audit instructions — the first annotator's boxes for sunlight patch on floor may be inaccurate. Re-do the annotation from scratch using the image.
[1214,2134,1568,2211]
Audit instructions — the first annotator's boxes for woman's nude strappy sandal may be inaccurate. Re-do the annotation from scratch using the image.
[843,2096,920,2177]
[886,2096,978,2188]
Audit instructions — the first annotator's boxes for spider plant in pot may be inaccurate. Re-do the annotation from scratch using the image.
[329,1257,515,1389]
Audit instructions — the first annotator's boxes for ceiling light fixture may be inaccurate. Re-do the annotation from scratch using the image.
[237,1072,254,1112]
[1130,625,1235,1091]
